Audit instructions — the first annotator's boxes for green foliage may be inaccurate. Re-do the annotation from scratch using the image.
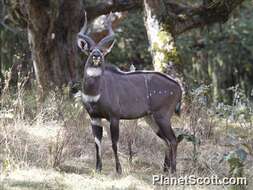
[0,25,30,89]
[215,84,253,122]
[177,133,201,145]
[107,11,152,70]
[0,28,28,68]
[177,1,253,103]
[225,148,247,190]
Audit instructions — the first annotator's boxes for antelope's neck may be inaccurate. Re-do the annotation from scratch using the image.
[83,67,103,96]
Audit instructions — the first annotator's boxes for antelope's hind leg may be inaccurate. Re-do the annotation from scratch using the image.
[153,113,178,173]
[91,118,103,172]
[145,116,171,171]
[110,118,122,174]
[155,128,172,172]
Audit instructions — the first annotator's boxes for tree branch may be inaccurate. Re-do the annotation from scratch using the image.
[85,0,245,36]
[85,0,142,20]
[163,0,245,36]
[3,0,246,38]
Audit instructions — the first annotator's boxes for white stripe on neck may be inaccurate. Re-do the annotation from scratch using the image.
[82,93,100,103]
[86,67,102,77]
[74,91,100,103]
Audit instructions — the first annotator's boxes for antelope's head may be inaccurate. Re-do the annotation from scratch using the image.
[77,12,115,70]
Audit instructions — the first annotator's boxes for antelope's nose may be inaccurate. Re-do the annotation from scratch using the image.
[92,52,102,65]
[92,55,101,62]
[92,54,101,60]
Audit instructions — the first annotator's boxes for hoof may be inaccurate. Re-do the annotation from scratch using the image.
[171,167,176,174]
[116,164,122,175]
[163,159,171,172]
[163,166,169,173]
[96,168,102,173]
[96,163,102,173]
[163,162,170,172]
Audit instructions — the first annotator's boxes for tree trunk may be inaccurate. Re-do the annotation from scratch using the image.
[27,0,81,102]
[143,0,181,77]
[0,30,3,94]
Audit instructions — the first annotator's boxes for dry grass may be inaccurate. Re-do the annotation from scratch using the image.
[0,86,252,190]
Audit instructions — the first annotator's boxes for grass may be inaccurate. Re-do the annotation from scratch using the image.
[1,167,153,190]
[0,88,252,190]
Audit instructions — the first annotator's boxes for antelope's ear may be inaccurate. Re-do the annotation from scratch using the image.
[99,38,116,56]
[77,36,91,55]
[77,11,95,55]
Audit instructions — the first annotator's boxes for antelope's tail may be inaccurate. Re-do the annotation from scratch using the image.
[175,101,181,117]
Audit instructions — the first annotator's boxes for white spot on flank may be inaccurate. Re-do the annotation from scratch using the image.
[171,91,174,95]
[130,64,136,71]
[91,118,102,126]
[86,67,102,77]
[95,137,102,157]
[51,33,55,39]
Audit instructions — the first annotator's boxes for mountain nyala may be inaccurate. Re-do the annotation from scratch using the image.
[75,12,182,174]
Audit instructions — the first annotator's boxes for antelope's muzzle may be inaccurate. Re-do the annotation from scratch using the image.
[92,55,102,66]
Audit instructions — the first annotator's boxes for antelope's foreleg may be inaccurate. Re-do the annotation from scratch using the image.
[110,118,122,174]
[91,118,103,172]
